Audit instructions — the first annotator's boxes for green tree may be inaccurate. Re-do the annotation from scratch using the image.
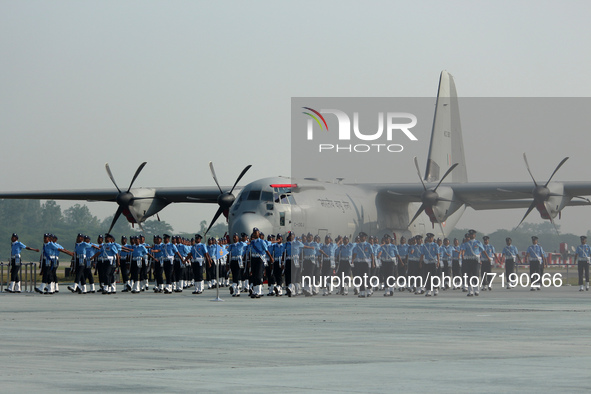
[40,201,63,231]
[64,204,100,229]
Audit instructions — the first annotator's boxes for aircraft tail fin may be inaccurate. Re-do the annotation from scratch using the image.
[424,70,468,183]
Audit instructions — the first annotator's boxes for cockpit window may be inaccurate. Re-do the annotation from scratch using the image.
[261,191,273,202]
[247,190,261,200]
[288,195,296,205]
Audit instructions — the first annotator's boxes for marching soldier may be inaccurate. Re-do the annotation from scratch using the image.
[352,232,374,298]
[130,236,157,293]
[36,233,73,294]
[574,235,590,291]
[319,235,336,296]
[161,234,182,294]
[226,233,246,296]
[248,227,273,298]
[461,229,487,297]
[334,235,354,295]
[420,233,440,297]
[480,236,496,291]
[68,234,94,294]
[83,235,98,293]
[284,232,304,297]
[7,233,39,293]
[440,238,453,290]
[525,236,546,291]
[271,234,285,296]
[397,236,408,292]
[120,236,132,292]
[451,238,462,289]
[502,237,521,289]
[379,234,399,296]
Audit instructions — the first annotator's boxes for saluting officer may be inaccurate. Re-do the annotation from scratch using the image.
[7,233,39,293]
[574,235,590,291]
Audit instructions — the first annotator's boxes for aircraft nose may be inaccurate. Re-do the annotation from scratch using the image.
[230,213,273,236]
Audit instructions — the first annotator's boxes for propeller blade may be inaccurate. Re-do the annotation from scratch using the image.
[107,206,125,235]
[522,153,538,187]
[105,163,121,193]
[204,207,225,237]
[209,161,223,194]
[229,165,252,194]
[408,204,425,227]
[515,201,537,229]
[413,157,426,191]
[126,162,147,192]
[434,163,459,191]
[544,157,569,187]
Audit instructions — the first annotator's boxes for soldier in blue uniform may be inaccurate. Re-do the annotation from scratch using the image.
[461,229,488,296]
[525,236,546,291]
[270,234,285,296]
[248,227,274,298]
[502,237,521,289]
[67,233,94,294]
[396,236,408,292]
[574,235,591,291]
[302,233,321,296]
[226,233,246,296]
[284,232,303,297]
[7,233,39,293]
[420,233,440,296]
[439,238,453,290]
[130,236,157,293]
[36,234,73,294]
[334,235,354,295]
[265,234,277,296]
[81,235,98,293]
[408,236,422,294]
[480,236,497,291]
[120,236,132,292]
[160,234,183,293]
[451,238,462,289]
[352,232,375,298]
[379,234,399,296]
[319,235,337,296]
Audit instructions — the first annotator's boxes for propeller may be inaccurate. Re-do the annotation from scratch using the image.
[203,161,252,236]
[514,153,569,230]
[104,162,147,234]
[406,157,458,235]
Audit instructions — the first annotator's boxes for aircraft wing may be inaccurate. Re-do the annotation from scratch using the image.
[0,189,119,202]
[0,186,232,204]
[364,181,591,209]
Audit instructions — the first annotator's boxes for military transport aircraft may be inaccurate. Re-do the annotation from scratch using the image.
[1,71,590,239]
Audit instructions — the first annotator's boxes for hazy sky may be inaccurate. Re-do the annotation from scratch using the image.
[1,0,590,235]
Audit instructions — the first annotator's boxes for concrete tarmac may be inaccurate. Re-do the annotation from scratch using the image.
[1,284,590,392]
